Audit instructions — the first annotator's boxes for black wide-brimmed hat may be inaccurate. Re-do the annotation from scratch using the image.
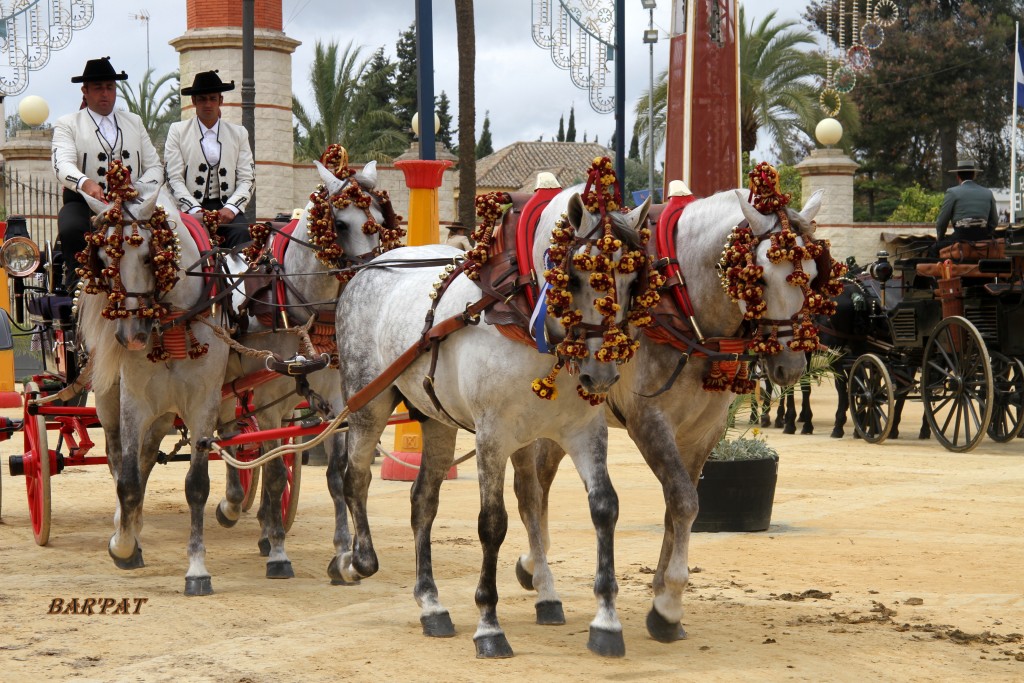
[71,57,128,83]
[182,70,235,96]
[949,159,980,174]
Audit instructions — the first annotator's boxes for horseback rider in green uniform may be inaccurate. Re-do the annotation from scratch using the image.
[934,159,998,248]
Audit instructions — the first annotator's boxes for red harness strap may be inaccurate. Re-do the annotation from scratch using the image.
[177,212,219,293]
[654,194,698,317]
[514,187,562,310]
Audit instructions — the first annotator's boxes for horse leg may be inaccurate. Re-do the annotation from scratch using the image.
[216,397,248,530]
[254,450,293,579]
[108,409,151,571]
[329,397,395,584]
[563,428,624,657]
[774,392,786,428]
[831,376,848,438]
[511,439,567,625]
[782,393,797,434]
[630,423,692,644]
[325,429,355,584]
[472,435,514,659]
[411,419,459,638]
[799,382,813,434]
[760,378,773,428]
[183,439,213,596]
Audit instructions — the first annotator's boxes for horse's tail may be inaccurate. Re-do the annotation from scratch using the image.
[76,291,125,394]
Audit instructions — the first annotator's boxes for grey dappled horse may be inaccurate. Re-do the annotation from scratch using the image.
[215,160,388,569]
[332,187,651,658]
[512,189,824,643]
[77,185,235,595]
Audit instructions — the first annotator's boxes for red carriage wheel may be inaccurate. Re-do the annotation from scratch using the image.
[22,382,52,546]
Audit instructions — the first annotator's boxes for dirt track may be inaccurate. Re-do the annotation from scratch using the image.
[1,387,1022,682]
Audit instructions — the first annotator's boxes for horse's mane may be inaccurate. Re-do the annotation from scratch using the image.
[77,291,125,394]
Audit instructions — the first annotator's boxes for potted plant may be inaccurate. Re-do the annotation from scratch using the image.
[693,349,840,532]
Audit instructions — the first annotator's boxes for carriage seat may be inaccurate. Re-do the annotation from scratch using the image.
[915,239,1016,279]
[27,294,74,323]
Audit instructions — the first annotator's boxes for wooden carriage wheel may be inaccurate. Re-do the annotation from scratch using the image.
[22,382,52,545]
[921,317,993,453]
[848,353,895,444]
[987,352,1024,443]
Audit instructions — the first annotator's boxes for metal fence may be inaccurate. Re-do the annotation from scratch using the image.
[2,168,60,247]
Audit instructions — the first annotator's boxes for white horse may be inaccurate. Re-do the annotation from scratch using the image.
[512,188,828,641]
[77,182,234,596]
[215,158,391,572]
[332,186,651,658]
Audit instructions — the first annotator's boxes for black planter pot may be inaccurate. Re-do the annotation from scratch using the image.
[692,457,778,532]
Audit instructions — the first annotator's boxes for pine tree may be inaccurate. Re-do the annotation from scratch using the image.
[557,114,565,142]
[435,90,455,151]
[628,132,639,160]
[393,24,418,130]
[582,131,587,143]
[475,111,494,159]
[566,105,577,142]
[348,47,408,162]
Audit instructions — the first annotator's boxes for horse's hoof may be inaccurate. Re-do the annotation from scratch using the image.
[184,576,213,596]
[587,626,626,657]
[514,557,534,591]
[327,556,360,585]
[890,431,900,440]
[782,424,796,435]
[646,608,686,642]
[108,543,144,570]
[919,430,931,440]
[536,600,565,625]
[257,537,271,557]
[474,633,514,659]
[215,504,238,529]
[760,416,770,428]
[801,425,814,435]
[266,560,294,579]
[774,418,784,429]
[420,612,456,637]
[830,429,844,439]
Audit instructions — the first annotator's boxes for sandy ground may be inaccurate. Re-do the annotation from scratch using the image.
[1,385,1022,682]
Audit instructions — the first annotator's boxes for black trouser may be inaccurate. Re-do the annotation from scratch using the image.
[57,190,92,287]
[200,199,251,249]
[931,226,993,257]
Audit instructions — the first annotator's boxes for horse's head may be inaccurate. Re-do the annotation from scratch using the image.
[537,189,652,398]
[81,185,182,351]
[306,159,403,277]
[730,188,831,386]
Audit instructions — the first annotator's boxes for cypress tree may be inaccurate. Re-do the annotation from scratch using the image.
[566,105,577,142]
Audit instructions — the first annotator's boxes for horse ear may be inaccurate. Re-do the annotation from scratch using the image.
[566,192,599,235]
[315,160,345,195]
[800,189,824,224]
[734,189,774,235]
[135,183,160,219]
[355,160,377,189]
[623,195,652,236]
[81,193,111,216]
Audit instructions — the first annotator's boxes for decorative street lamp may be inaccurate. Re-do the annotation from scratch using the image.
[642,0,658,200]
[18,95,49,127]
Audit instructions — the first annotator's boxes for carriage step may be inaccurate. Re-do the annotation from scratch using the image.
[0,416,22,440]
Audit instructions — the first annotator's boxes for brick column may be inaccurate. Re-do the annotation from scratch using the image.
[169,1,300,221]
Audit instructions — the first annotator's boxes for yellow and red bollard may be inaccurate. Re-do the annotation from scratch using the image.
[382,159,456,482]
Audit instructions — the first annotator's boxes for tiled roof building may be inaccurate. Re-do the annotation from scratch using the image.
[475,141,612,193]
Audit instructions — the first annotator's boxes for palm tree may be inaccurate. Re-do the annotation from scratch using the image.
[293,40,368,161]
[738,8,821,163]
[633,8,829,166]
[455,0,476,229]
[117,69,180,149]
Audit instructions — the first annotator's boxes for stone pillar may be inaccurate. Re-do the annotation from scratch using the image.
[794,148,858,224]
[0,128,59,240]
[169,0,300,221]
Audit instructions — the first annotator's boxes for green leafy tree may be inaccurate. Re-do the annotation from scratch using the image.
[293,40,371,161]
[566,105,577,142]
[557,114,565,142]
[628,130,640,161]
[117,68,180,149]
[887,183,943,223]
[348,47,408,162]
[475,110,493,159]
[806,0,1018,189]
[435,90,455,151]
[393,24,418,130]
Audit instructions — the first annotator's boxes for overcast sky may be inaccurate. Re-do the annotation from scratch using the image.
[2,1,811,162]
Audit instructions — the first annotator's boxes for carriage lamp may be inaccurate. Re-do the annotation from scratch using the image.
[867,251,893,308]
[18,95,49,127]
[0,236,40,277]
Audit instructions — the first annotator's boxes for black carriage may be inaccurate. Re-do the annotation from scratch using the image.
[840,231,1024,452]
[0,217,312,544]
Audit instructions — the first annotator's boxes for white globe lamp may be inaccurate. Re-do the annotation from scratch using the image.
[815,117,843,147]
[411,111,441,138]
[18,95,49,127]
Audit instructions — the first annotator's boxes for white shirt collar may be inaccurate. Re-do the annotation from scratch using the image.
[198,118,220,137]
[87,109,115,127]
